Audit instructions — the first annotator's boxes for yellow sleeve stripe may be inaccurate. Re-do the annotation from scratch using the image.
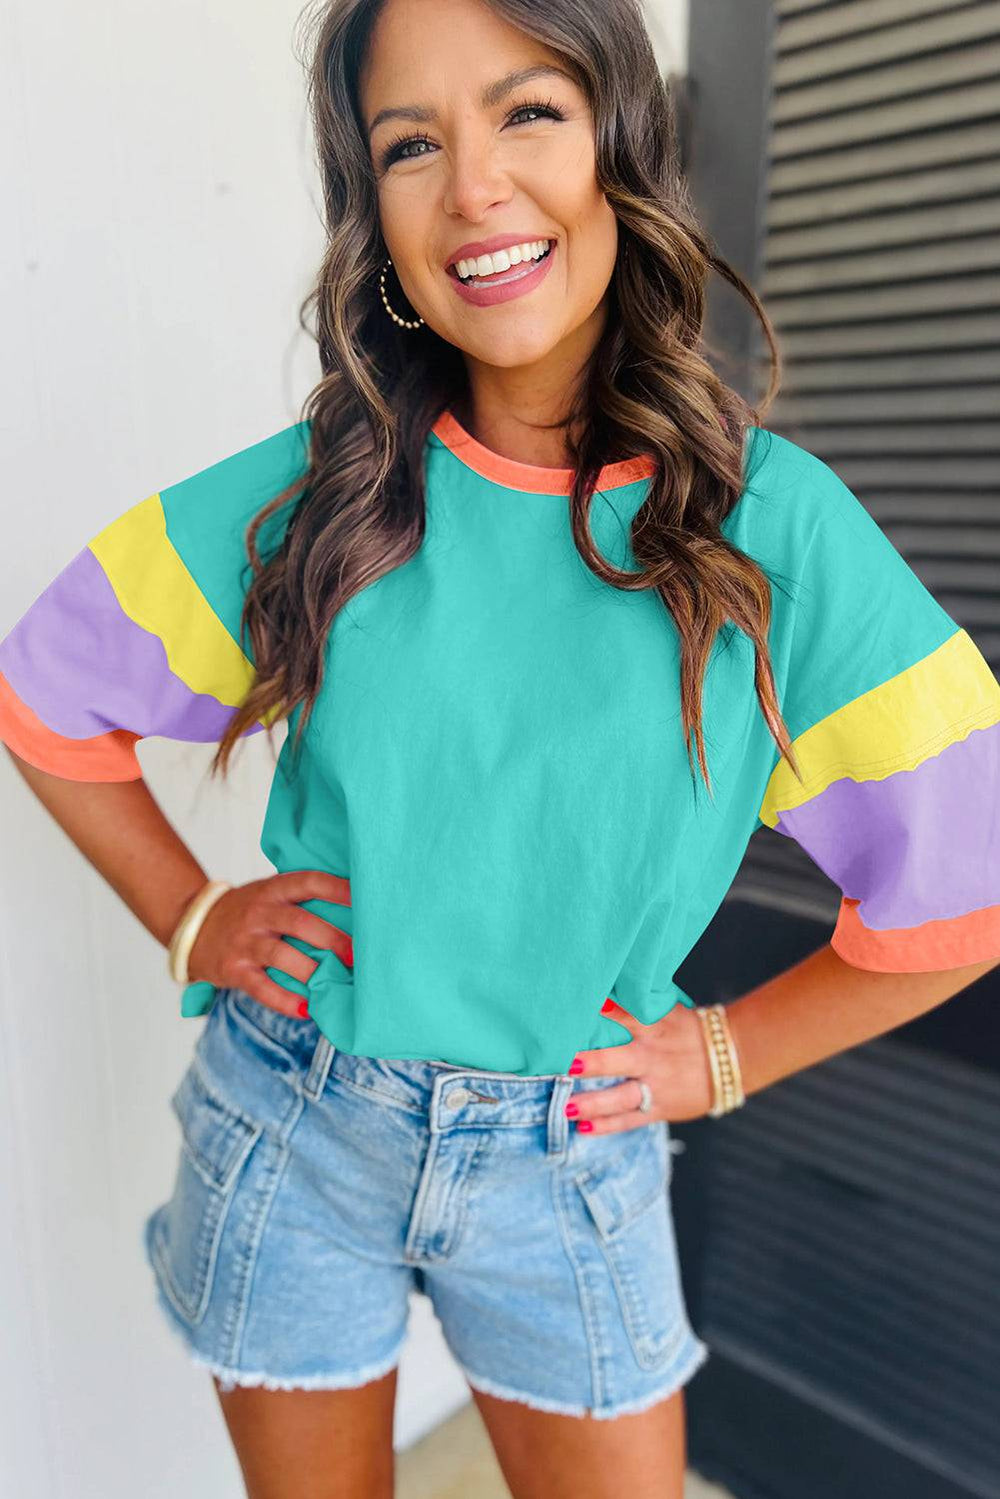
[88,493,257,709]
[758,629,1000,828]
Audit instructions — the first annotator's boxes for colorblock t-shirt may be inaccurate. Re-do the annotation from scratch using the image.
[2,411,999,1076]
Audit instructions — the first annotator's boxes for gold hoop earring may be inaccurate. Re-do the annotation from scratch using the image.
[379,257,424,330]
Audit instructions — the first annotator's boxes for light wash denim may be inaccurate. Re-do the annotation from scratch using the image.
[142,984,709,1419]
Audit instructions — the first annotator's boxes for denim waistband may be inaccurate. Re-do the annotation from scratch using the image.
[326,1049,608,1155]
[424,1058,569,1079]
[223,987,635,1157]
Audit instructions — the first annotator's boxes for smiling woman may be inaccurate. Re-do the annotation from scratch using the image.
[3,0,998,1493]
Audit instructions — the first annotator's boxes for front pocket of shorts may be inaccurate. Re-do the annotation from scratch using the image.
[573,1131,687,1370]
[149,1062,263,1327]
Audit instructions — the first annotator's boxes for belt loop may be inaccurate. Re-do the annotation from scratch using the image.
[303,1032,335,1101]
[547,1074,574,1157]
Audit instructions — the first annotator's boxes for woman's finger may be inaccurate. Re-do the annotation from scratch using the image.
[255,935,319,989]
[598,995,644,1032]
[569,1077,662,1134]
[241,971,312,1019]
[568,1038,641,1077]
[268,870,351,907]
[276,903,354,967]
[576,1111,655,1136]
[569,1078,647,1120]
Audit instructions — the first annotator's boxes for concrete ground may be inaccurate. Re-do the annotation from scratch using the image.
[396,1398,735,1497]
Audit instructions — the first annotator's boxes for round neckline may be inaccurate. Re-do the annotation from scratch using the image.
[429,407,657,495]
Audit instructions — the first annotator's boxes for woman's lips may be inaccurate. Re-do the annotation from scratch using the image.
[446,240,557,308]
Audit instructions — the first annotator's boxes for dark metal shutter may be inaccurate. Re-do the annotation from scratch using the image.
[761,0,1000,665]
[678,8,1000,1498]
[701,1034,1000,1497]
[735,0,1000,912]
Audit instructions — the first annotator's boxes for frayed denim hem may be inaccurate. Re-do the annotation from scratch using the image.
[150,1280,410,1395]
[455,1334,710,1421]
[187,1328,410,1394]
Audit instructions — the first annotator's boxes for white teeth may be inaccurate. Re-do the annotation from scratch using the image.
[454,239,552,282]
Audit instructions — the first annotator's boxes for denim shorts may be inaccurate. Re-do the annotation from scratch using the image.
[142,985,710,1420]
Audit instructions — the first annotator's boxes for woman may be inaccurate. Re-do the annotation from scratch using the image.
[2,0,999,1494]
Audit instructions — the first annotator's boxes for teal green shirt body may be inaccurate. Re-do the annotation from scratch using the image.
[2,409,999,1075]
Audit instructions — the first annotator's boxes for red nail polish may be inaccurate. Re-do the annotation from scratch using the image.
[297,999,309,1018]
[564,1101,578,1117]
[577,1120,593,1132]
[568,1058,584,1075]
[601,996,614,1013]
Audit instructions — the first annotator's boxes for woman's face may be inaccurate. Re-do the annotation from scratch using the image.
[358,0,617,375]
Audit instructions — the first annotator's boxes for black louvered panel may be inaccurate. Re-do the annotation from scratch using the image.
[684,7,1000,1497]
[775,1,1000,60]
[767,279,998,328]
[753,0,1000,689]
[777,314,1000,358]
[699,1038,1000,1499]
[780,390,998,423]
[771,121,1000,192]
[774,0,984,40]
[773,351,998,387]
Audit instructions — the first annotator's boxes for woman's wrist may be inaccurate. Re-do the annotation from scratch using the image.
[721,942,995,1103]
[717,950,846,1101]
[160,874,213,950]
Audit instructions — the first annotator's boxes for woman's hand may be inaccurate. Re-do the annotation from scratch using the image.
[185,870,353,1018]
[564,997,715,1132]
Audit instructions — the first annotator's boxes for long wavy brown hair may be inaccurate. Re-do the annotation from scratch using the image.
[211,0,801,799]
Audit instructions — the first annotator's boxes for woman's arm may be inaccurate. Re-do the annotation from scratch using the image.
[726,943,1000,1099]
[3,746,209,948]
[4,744,353,1016]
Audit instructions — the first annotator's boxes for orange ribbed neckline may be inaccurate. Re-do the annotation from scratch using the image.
[429,408,657,495]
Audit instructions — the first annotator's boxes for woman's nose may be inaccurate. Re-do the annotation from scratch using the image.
[442,145,514,221]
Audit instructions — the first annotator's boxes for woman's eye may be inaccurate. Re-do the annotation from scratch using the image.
[379,100,564,169]
[381,135,434,167]
[506,101,564,128]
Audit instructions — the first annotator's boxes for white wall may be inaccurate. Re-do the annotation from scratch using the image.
[644,0,689,77]
[0,3,687,1494]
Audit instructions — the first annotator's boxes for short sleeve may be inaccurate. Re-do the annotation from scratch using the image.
[0,421,311,781]
[752,432,1000,973]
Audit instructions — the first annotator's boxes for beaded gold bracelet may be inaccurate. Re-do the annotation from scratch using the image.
[694,1003,746,1117]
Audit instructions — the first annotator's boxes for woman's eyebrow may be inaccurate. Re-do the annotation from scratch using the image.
[367,63,577,137]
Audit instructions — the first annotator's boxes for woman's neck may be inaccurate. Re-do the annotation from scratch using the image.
[450,396,581,471]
